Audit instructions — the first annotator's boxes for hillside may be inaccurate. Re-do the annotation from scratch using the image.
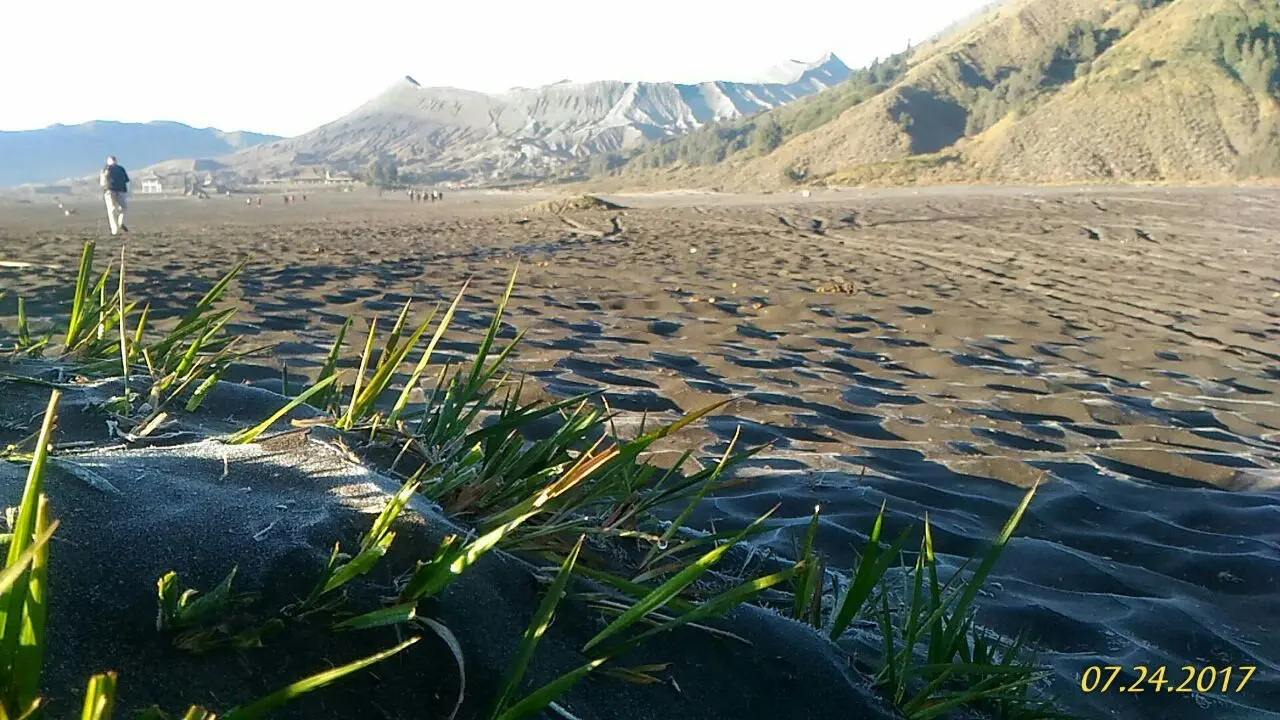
[191,54,852,185]
[0,121,279,187]
[594,0,1280,189]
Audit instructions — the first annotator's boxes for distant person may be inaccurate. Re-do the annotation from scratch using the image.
[99,155,129,235]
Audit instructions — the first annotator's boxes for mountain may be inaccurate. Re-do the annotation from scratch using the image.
[752,52,857,86]
[594,0,1280,188]
[202,53,852,184]
[0,121,280,187]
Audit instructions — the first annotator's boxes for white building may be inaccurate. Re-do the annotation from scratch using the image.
[139,176,163,194]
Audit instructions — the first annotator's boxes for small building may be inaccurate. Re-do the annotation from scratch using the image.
[324,169,356,185]
[293,168,327,185]
[139,176,163,194]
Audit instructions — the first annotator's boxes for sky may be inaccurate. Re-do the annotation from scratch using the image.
[2,0,996,138]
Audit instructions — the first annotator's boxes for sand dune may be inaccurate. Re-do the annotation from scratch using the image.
[2,185,1278,719]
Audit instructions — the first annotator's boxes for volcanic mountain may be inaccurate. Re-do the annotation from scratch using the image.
[208,53,852,184]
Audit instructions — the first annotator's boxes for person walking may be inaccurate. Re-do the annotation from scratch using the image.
[100,155,130,235]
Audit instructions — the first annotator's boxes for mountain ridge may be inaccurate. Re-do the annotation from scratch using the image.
[589,0,1280,189]
[161,52,853,185]
[0,120,280,187]
[20,0,1271,196]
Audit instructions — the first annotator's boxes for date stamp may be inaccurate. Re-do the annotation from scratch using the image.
[1081,665,1256,694]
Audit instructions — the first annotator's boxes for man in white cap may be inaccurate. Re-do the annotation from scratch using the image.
[100,155,130,235]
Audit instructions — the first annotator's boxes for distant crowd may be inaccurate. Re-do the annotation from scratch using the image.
[407,189,444,202]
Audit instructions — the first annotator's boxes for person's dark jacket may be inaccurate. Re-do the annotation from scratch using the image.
[103,164,129,193]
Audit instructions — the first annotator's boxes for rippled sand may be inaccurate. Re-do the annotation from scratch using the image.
[3,186,1278,719]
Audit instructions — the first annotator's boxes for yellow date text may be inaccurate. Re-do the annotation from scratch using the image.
[1080,665,1256,694]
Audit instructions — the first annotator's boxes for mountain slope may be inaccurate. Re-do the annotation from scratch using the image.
[207,54,852,184]
[0,121,280,187]
[960,0,1280,182]
[599,0,1280,189]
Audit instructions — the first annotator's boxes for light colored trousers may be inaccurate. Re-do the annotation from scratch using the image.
[104,191,127,234]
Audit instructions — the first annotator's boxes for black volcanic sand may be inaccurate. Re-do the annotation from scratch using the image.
[2,185,1280,719]
[0,374,897,720]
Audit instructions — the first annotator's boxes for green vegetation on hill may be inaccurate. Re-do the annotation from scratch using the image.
[1206,9,1280,94]
[1205,4,1280,176]
[962,19,1125,136]
[585,0,1280,189]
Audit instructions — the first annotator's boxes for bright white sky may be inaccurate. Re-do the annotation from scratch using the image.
[1,0,994,138]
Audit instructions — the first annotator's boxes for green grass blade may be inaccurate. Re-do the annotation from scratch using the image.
[342,317,379,428]
[148,259,246,361]
[902,666,1040,720]
[636,397,733,447]
[792,504,822,621]
[316,317,352,409]
[63,242,96,351]
[490,536,584,719]
[401,510,535,602]
[318,532,395,596]
[227,374,338,444]
[363,476,422,551]
[405,447,615,601]
[3,390,58,564]
[333,602,417,631]
[81,672,118,720]
[493,658,607,720]
[470,328,527,397]
[346,313,437,427]
[92,263,112,346]
[461,391,600,448]
[184,365,228,412]
[220,637,419,720]
[16,297,30,348]
[13,496,51,709]
[894,520,931,679]
[387,283,469,424]
[923,517,950,665]
[644,427,739,568]
[466,268,516,391]
[562,565,697,615]
[303,478,419,605]
[633,523,774,583]
[117,247,130,386]
[947,482,1038,640]
[0,389,60,680]
[129,303,150,365]
[582,503,779,653]
[478,444,619,530]
[374,298,414,371]
[624,565,799,653]
[0,520,57,600]
[828,502,913,640]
